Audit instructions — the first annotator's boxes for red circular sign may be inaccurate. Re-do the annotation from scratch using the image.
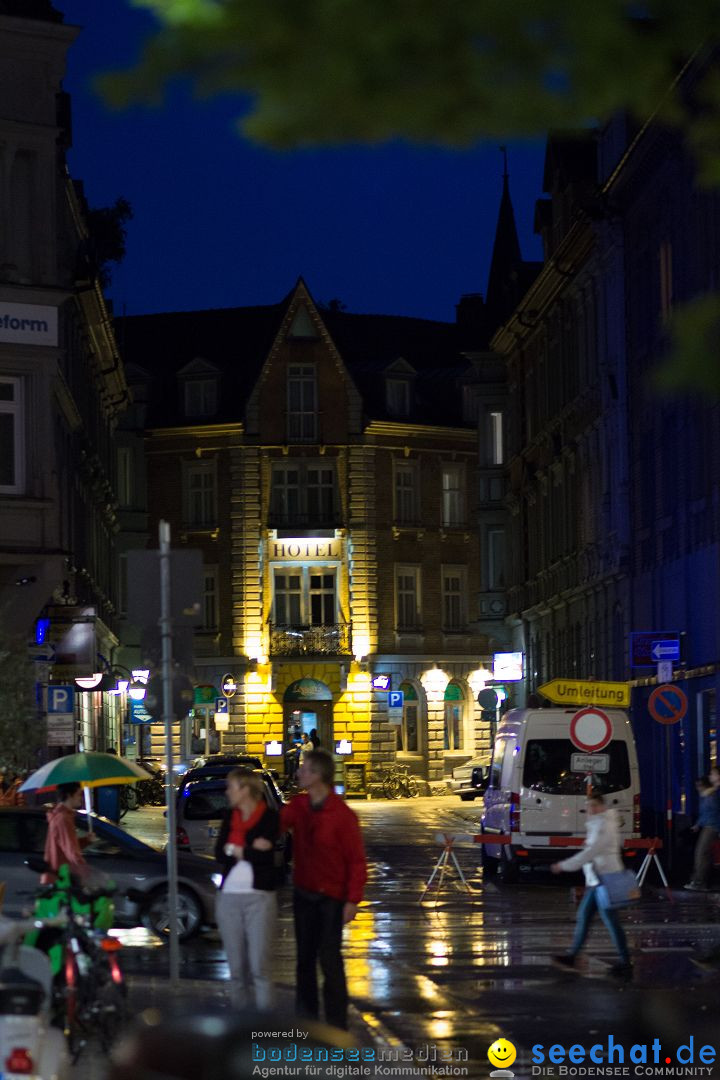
[569,708,613,752]
[648,684,688,725]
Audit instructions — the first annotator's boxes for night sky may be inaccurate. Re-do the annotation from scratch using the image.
[60,0,546,323]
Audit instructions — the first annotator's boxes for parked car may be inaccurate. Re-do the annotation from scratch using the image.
[482,707,641,880]
[450,758,491,801]
[0,807,219,940]
[175,764,289,876]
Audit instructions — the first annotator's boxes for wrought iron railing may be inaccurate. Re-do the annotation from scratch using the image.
[269,623,352,656]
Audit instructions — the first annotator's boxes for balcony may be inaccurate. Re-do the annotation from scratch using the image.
[269,622,352,656]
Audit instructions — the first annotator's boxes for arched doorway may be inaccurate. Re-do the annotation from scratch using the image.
[283,678,334,761]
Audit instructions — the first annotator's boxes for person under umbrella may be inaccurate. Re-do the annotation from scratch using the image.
[42,782,96,885]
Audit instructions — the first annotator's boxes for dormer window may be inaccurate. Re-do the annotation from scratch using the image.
[386,378,411,418]
[178,358,220,419]
[184,378,217,418]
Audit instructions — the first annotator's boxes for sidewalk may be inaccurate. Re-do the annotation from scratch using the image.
[78,971,420,1080]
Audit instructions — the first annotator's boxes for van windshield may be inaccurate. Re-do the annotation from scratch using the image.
[523,739,631,795]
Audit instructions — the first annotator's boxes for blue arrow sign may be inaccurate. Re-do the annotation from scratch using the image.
[650,639,680,662]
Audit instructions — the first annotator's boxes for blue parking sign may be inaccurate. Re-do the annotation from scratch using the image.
[216,698,228,713]
[47,685,74,714]
[388,690,404,710]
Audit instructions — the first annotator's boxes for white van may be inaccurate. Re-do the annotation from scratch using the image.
[481,707,640,880]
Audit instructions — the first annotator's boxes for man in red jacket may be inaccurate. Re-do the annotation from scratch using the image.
[280,748,367,1030]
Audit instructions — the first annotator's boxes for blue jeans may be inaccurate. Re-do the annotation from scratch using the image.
[570,886,630,964]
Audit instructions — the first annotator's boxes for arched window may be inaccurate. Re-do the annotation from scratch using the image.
[399,682,419,753]
[444,681,466,751]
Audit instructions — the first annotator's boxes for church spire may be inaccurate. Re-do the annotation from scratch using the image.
[485,149,523,327]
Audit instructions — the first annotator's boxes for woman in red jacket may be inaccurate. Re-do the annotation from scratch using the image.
[281,749,367,1030]
[42,782,96,884]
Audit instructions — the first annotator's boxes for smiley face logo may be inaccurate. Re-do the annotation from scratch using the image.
[488,1039,517,1070]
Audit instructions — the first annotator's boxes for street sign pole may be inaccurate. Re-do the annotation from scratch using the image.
[665,725,673,873]
[159,520,180,988]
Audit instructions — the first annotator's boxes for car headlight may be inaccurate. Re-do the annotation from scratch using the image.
[211,873,223,889]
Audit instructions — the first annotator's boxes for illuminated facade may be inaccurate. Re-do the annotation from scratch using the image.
[124,281,521,787]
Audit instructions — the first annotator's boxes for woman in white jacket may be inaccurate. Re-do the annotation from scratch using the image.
[551,791,632,978]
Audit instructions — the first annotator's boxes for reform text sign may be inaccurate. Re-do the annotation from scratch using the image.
[0,303,58,346]
[537,679,630,708]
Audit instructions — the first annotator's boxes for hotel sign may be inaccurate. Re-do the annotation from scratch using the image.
[270,538,342,561]
[0,303,58,347]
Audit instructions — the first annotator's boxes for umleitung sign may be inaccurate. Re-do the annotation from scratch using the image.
[537,678,630,708]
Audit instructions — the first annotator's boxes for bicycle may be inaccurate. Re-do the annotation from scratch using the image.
[380,763,419,799]
[24,861,128,1060]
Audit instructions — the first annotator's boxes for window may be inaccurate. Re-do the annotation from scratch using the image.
[203,567,218,630]
[185,462,216,527]
[659,241,673,322]
[441,464,464,526]
[399,682,419,753]
[523,739,631,795]
[270,462,336,524]
[395,565,421,631]
[443,681,466,751]
[442,566,467,630]
[273,567,337,626]
[394,462,419,524]
[287,364,317,442]
[274,572,303,625]
[118,553,128,616]
[386,378,410,417]
[117,447,132,507]
[0,376,24,494]
[489,411,504,465]
[487,529,506,589]
[184,379,217,418]
[306,467,335,521]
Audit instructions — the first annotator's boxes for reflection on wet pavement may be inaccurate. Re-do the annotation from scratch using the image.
[116,798,720,1077]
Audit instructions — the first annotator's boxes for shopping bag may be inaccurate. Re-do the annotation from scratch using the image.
[596,869,641,909]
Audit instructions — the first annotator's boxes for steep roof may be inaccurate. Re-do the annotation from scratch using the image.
[485,171,542,328]
[116,293,473,430]
[0,1,63,20]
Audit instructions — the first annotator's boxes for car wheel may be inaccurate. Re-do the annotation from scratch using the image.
[142,886,203,941]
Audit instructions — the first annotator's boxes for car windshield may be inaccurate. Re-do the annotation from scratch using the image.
[522,739,631,795]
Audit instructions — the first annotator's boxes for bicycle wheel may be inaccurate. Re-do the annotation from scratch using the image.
[126,786,139,811]
[97,973,128,1051]
[118,789,129,820]
[406,775,419,798]
[383,775,402,800]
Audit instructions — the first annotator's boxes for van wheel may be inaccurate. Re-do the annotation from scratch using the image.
[482,850,500,878]
[499,851,519,884]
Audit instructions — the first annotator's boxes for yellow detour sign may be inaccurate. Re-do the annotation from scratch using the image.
[537,679,630,708]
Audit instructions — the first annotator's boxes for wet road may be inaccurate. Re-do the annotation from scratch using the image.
[108,797,720,1077]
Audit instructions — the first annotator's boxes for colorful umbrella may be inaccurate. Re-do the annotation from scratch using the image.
[20,752,152,794]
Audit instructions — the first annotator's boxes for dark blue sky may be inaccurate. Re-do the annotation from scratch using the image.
[60,0,546,322]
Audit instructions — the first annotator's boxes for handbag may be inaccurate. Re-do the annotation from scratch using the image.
[595,868,641,910]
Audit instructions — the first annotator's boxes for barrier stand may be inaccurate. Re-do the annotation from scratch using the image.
[634,837,673,901]
[419,834,671,903]
[418,833,475,903]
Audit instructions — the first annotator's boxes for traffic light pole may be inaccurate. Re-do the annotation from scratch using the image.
[159,519,181,987]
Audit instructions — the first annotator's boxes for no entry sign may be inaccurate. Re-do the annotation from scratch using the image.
[569,708,613,753]
[648,684,688,725]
